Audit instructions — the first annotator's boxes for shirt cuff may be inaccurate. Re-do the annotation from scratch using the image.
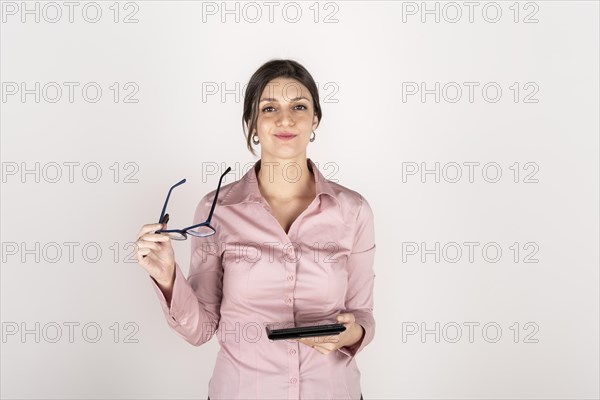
[149,262,195,327]
[336,310,375,365]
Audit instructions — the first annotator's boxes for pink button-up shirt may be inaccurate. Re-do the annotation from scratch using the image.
[150,158,376,400]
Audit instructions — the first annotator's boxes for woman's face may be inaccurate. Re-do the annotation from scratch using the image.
[254,77,319,160]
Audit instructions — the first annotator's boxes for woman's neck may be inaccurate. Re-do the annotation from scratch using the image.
[256,156,315,201]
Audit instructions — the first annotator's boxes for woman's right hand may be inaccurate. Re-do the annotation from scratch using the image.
[135,219,176,288]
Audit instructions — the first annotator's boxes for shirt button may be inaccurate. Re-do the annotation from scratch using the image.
[289,349,296,355]
[287,275,294,281]
[290,377,298,384]
[286,298,292,304]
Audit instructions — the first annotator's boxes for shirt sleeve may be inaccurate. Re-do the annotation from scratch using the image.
[337,194,376,365]
[149,193,223,346]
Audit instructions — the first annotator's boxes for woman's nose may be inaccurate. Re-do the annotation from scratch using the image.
[276,107,294,126]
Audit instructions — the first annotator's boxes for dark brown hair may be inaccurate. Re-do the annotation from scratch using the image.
[242,59,322,156]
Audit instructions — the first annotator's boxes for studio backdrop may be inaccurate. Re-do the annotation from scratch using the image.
[1,1,598,399]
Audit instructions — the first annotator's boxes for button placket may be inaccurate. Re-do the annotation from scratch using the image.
[288,341,300,399]
[283,238,300,400]
[284,239,298,308]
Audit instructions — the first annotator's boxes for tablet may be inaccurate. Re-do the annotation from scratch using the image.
[265,323,346,341]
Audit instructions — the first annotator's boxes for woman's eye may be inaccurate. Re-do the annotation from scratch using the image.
[262,104,307,112]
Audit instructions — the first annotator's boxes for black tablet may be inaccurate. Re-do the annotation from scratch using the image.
[265,323,346,341]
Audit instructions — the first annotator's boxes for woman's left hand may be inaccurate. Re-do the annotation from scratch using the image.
[293,313,364,355]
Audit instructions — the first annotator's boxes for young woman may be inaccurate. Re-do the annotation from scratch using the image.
[135,59,376,400]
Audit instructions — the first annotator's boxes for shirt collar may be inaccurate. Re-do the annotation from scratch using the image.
[219,158,341,209]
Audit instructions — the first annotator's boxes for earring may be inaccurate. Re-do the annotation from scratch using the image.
[310,131,316,142]
[252,133,259,145]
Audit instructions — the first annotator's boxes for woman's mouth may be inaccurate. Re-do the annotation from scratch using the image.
[274,134,297,141]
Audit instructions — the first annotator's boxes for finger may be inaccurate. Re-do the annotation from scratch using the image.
[313,335,337,344]
[318,335,333,344]
[298,339,319,349]
[298,336,327,346]
[138,222,165,236]
[137,223,167,239]
[311,342,331,353]
[135,246,154,262]
[136,240,162,254]
[140,232,171,243]
[336,313,355,324]
[317,343,337,354]
[296,337,315,347]
[136,247,160,265]
[138,245,168,267]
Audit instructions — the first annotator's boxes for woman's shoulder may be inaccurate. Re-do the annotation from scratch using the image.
[323,178,373,216]
[190,179,239,215]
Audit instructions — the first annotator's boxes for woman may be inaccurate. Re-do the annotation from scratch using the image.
[135,59,376,400]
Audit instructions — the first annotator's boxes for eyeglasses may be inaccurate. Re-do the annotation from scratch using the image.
[154,167,231,240]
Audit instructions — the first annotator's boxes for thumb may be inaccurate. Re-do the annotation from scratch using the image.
[160,213,170,229]
[337,313,352,324]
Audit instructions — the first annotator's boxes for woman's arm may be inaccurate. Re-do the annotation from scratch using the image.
[150,193,224,347]
[336,194,376,364]
[153,268,175,306]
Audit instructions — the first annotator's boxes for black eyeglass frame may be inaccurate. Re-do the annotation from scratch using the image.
[154,167,231,240]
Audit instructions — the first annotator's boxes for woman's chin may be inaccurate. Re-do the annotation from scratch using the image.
[265,147,304,160]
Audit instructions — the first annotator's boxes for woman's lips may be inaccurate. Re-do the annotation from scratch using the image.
[274,134,296,141]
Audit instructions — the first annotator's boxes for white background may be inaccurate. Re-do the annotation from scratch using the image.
[1,1,598,399]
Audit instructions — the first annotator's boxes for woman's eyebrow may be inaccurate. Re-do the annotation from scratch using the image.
[259,96,310,103]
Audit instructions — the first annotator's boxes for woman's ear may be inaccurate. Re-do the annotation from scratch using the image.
[312,114,319,130]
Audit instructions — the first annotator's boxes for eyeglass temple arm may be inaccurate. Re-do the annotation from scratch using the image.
[205,167,231,224]
[159,178,186,223]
